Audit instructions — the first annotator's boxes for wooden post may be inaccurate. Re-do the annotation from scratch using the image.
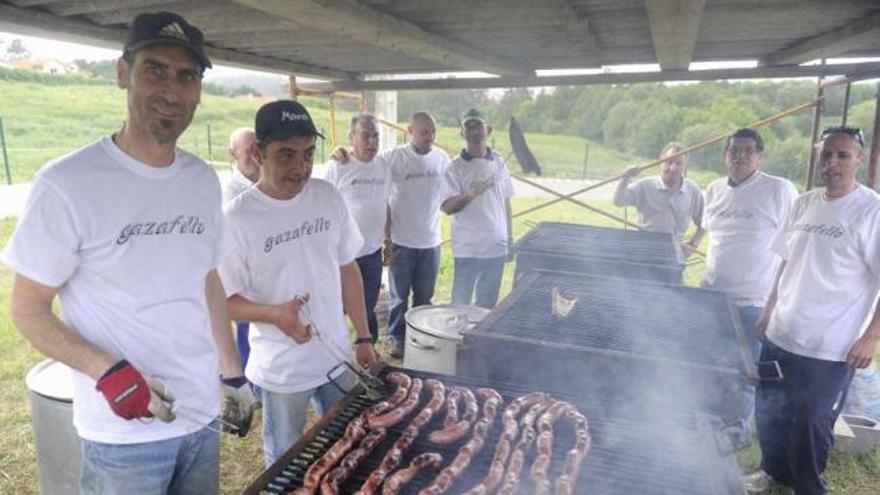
[329,95,338,149]
[841,82,852,126]
[868,83,880,190]
[289,75,297,100]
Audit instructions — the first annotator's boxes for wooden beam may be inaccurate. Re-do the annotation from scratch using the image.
[645,0,706,70]
[229,0,532,77]
[299,62,880,92]
[762,11,880,66]
[0,3,355,80]
[47,0,180,17]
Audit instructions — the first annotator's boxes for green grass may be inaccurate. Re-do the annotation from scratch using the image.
[0,79,719,187]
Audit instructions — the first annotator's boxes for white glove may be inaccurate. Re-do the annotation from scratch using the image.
[220,376,257,437]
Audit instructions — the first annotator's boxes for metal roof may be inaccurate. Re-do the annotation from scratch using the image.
[2,0,880,90]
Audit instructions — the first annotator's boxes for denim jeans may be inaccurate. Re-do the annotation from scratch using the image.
[756,340,854,495]
[737,305,763,424]
[451,256,506,308]
[80,423,219,495]
[356,248,383,342]
[261,370,358,466]
[387,244,440,345]
[236,321,251,371]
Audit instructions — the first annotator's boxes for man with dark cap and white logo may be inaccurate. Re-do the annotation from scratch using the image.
[441,109,514,308]
[219,100,378,466]
[2,11,255,494]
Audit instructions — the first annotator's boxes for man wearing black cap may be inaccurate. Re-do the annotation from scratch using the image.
[219,100,377,465]
[3,11,254,494]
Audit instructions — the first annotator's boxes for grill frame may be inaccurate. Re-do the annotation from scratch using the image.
[513,222,686,285]
[245,365,745,495]
[458,270,757,422]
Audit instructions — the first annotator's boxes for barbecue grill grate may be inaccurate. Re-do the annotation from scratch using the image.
[481,272,746,370]
[515,222,683,266]
[246,366,743,495]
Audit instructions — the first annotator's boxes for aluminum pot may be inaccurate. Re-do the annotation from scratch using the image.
[26,359,80,495]
[403,304,490,374]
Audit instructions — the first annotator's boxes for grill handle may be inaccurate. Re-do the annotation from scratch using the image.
[409,336,438,352]
[712,418,751,456]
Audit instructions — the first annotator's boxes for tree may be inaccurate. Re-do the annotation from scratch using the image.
[6,38,31,61]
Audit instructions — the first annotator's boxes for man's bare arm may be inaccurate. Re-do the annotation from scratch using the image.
[205,270,242,378]
[10,273,115,379]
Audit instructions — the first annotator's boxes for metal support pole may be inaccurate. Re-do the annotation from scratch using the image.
[868,83,880,190]
[0,116,10,185]
[206,123,213,163]
[804,75,825,191]
[841,82,852,126]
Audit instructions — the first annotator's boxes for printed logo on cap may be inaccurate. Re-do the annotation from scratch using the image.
[158,22,190,42]
[281,111,310,122]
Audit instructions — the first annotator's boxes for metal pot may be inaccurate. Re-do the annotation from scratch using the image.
[403,304,490,374]
[26,359,80,495]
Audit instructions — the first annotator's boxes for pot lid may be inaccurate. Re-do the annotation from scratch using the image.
[405,304,490,340]
[26,359,73,402]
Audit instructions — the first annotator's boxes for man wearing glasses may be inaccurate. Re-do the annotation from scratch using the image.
[700,128,798,423]
[745,126,880,494]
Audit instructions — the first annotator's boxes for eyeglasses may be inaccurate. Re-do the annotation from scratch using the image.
[821,126,865,148]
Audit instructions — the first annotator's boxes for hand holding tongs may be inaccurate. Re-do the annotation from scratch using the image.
[296,297,385,399]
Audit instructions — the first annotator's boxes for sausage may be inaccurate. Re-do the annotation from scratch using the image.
[367,378,422,429]
[381,452,443,495]
[355,380,446,495]
[428,419,471,445]
[298,416,367,494]
[319,428,386,495]
[496,399,552,495]
[363,372,412,421]
[442,388,461,428]
[418,387,503,495]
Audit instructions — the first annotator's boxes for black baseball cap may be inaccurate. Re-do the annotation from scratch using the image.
[255,100,324,143]
[124,12,212,70]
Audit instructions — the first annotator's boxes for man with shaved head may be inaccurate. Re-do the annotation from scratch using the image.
[224,127,260,203]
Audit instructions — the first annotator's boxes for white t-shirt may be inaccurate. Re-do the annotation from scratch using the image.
[385,145,450,249]
[701,172,798,304]
[442,152,514,258]
[223,169,254,204]
[1,137,224,444]
[325,155,390,257]
[767,186,880,362]
[218,179,363,393]
[617,176,704,239]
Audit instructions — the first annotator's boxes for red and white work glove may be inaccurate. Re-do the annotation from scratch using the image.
[220,376,257,437]
[95,359,175,422]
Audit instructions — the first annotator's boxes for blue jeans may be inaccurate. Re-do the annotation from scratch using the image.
[261,370,357,466]
[451,256,506,308]
[756,340,854,495]
[236,321,251,371]
[80,423,219,495]
[356,248,383,342]
[738,305,763,423]
[387,244,440,345]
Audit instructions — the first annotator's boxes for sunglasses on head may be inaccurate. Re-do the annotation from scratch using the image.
[821,126,865,148]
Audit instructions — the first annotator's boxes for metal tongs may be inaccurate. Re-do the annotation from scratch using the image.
[298,299,385,399]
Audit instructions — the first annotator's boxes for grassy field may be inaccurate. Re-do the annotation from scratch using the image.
[1,195,879,493]
[0,78,731,188]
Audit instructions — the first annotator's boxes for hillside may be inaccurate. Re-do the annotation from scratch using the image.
[0,76,686,185]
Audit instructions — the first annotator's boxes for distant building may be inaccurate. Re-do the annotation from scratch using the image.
[13,58,78,75]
